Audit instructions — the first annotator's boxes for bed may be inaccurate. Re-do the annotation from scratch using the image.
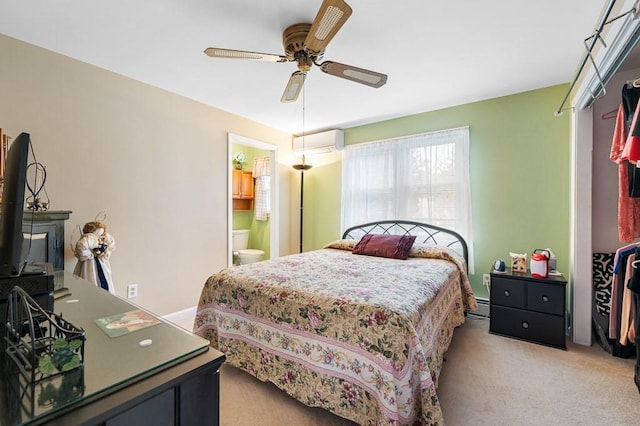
[194,220,477,425]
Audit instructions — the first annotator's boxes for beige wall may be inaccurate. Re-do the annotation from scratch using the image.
[0,34,294,316]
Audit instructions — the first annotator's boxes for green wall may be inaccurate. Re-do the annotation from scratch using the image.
[303,84,571,298]
[231,143,271,259]
[304,161,342,252]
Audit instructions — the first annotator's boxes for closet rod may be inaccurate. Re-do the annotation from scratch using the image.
[555,0,622,116]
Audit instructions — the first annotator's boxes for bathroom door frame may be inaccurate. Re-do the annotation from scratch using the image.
[227,133,279,267]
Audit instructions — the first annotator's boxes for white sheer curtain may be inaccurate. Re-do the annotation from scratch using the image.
[341,126,474,272]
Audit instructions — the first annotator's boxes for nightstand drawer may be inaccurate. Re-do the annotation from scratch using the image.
[490,305,565,349]
[527,282,565,315]
[490,276,526,309]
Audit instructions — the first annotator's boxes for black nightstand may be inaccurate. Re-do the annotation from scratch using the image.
[489,268,567,349]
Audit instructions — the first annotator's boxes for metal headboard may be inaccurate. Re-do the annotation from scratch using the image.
[341,220,468,265]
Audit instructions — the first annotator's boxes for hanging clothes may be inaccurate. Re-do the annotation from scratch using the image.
[610,85,640,241]
[609,84,640,392]
[252,156,271,221]
[592,252,615,354]
[622,85,640,165]
[620,85,640,197]
[627,259,640,393]
[619,252,637,346]
[610,243,640,338]
[606,244,640,358]
[622,85,640,133]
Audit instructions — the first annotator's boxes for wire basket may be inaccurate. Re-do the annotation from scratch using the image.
[3,285,85,384]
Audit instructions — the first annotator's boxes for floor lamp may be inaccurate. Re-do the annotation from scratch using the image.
[292,161,311,253]
[292,79,311,253]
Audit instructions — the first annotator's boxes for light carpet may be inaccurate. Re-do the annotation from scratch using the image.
[216,316,639,425]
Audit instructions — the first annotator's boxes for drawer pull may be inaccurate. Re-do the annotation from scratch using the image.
[522,321,529,329]
[542,295,549,302]
[504,290,510,297]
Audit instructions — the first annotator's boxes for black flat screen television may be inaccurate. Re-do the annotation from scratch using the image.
[0,132,30,277]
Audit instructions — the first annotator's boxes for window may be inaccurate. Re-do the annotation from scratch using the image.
[341,126,473,271]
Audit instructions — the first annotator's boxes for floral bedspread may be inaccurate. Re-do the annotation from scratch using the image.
[194,241,476,425]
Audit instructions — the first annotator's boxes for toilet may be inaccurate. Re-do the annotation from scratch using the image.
[232,229,264,264]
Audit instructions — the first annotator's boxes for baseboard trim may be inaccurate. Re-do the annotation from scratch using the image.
[468,297,490,318]
[163,306,197,323]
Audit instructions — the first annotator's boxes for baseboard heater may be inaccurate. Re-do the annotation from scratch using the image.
[468,297,490,318]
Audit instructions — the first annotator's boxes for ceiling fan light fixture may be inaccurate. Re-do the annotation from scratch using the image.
[295,53,312,72]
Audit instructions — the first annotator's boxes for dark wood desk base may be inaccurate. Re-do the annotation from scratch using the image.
[41,348,225,426]
[1,272,225,426]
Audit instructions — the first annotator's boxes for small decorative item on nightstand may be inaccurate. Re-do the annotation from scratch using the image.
[509,252,527,273]
[493,259,506,272]
[530,249,550,278]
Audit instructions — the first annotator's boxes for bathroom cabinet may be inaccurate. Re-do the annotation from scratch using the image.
[232,170,254,211]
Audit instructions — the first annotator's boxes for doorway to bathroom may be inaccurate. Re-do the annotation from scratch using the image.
[227,133,279,267]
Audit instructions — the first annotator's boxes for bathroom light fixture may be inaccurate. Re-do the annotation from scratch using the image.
[292,82,312,253]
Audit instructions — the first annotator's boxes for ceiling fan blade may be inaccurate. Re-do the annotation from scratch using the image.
[304,0,353,54]
[319,61,387,88]
[204,47,287,62]
[281,71,307,103]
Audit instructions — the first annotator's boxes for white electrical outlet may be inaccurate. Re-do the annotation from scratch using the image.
[482,274,491,287]
[127,284,138,299]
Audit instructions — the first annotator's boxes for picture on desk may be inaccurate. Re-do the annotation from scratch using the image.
[95,309,160,338]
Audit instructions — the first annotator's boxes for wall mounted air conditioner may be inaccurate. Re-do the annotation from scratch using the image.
[292,129,344,156]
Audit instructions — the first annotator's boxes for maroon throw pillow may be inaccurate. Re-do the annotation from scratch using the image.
[352,234,417,260]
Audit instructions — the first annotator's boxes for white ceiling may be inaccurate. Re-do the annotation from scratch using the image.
[0,0,606,135]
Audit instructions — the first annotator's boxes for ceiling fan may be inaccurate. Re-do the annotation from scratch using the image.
[204,0,388,103]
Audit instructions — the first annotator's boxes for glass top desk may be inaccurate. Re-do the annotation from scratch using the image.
[0,272,225,425]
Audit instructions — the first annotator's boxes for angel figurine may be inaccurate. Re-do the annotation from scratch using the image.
[73,220,116,294]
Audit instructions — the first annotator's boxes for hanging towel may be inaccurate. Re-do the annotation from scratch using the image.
[253,156,271,221]
[253,156,270,178]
